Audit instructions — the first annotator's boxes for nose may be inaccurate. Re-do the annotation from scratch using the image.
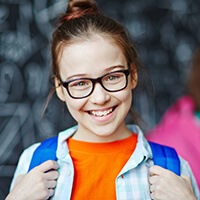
[89,83,110,104]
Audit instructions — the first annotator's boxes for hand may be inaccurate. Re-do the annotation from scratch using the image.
[149,166,196,200]
[6,160,59,200]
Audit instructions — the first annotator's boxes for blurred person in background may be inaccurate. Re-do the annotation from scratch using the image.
[147,48,200,190]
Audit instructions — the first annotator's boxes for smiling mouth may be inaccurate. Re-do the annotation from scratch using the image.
[89,107,116,117]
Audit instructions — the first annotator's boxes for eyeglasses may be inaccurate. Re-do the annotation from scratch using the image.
[59,69,130,99]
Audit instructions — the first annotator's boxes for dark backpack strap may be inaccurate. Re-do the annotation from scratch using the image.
[28,136,58,172]
[149,141,181,176]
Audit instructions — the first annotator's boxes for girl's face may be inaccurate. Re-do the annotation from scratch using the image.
[55,36,137,142]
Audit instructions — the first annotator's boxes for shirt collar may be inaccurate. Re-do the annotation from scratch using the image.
[118,125,152,175]
[56,125,78,160]
[56,124,152,163]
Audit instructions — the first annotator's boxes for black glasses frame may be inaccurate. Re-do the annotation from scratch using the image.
[59,69,130,99]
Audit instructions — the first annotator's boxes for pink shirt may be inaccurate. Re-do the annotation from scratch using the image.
[147,96,200,189]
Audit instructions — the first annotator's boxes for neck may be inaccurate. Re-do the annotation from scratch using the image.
[72,124,132,143]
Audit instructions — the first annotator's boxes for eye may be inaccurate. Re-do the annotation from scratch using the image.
[75,81,87,86]
[104,72,123,82]
[69,79,91,89]
[108,75,118,81]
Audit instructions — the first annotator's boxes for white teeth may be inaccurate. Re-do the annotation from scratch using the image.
[90,108,113,117]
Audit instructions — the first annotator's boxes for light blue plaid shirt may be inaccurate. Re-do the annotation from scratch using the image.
[11,125,200,199]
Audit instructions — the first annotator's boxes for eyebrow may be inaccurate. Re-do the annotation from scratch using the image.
[64,65,127,81]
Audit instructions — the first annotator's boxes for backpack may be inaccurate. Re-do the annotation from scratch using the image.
[28,137,181,176]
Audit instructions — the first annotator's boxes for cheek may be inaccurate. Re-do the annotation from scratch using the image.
[124,91,132,109]
[65,97,86,118]
[62,90,83,110]
[116,87,133,108]
[123,90,132,101]
[122,83,133,101]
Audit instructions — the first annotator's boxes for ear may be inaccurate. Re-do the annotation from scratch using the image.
[54,77,66,102]
[130,66,138,89]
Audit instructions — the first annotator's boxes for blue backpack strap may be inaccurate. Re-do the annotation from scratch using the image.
[28,136,58,172]
[149,141,181,176]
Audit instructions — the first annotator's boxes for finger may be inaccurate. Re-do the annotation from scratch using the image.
[46,180,57,189]
[149,175,159,185]
[150,191,156,200]
[45,170,59,180]
[149,183,157,193]
[47,188,55,199]
[33,160,59,173]
[150,165,169,176]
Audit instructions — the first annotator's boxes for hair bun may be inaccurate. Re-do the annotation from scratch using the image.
[61,0,100,21]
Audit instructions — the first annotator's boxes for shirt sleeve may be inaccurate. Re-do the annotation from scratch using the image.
[10,143,40,191]
[179,156,200,199]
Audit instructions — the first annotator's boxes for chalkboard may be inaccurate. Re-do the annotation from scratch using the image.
[0,0,200,198]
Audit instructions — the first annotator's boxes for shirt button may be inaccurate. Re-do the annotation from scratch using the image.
[66,169,71,176]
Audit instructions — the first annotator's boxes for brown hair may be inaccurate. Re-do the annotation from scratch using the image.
[187,48,200,111]
[46,0,143,124]
[51,0,141,80]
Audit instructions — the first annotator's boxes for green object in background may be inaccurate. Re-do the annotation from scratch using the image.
[195,111,200,120]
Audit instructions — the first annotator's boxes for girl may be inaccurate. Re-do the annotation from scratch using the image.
[6,0,199,199]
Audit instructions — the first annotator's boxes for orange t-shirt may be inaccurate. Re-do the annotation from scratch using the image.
[67,133,138,200]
